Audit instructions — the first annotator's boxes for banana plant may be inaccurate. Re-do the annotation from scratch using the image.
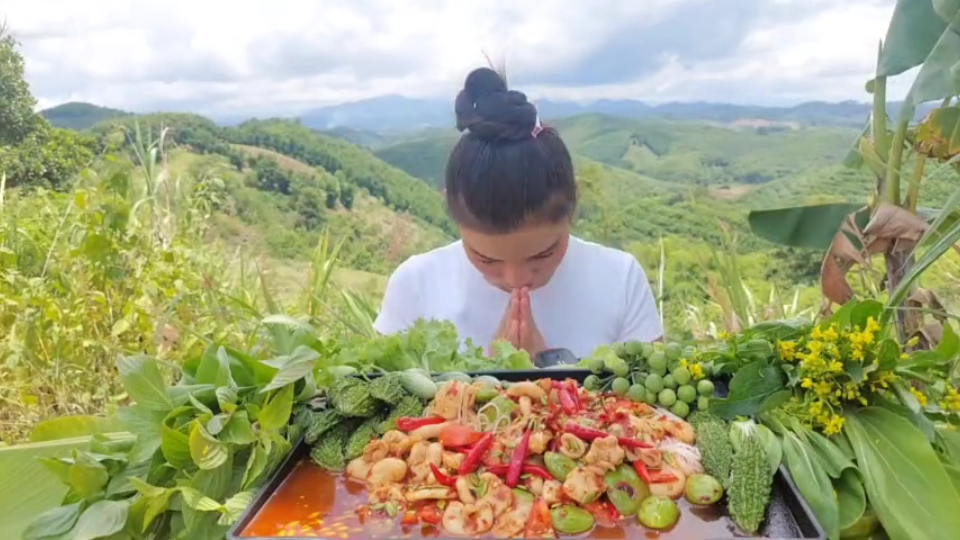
[748,0,960,345]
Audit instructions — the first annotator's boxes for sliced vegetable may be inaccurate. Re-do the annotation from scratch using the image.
[604,463,650,515]
[551,504,595,534]
[544,451,577,481]
[439,424,485,448]
[475,387,499,404]
[524,498,554,538]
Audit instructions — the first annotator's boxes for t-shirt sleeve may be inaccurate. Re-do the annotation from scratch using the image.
[617,258,664,342]
[372,258,422,335]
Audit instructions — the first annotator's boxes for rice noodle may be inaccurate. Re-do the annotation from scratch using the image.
[659,437,704,477]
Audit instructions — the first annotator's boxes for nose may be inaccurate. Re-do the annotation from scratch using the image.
[501,264,533,290]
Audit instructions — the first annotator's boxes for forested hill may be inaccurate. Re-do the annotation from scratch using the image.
[41,102,132,130]
[91,114,455,237]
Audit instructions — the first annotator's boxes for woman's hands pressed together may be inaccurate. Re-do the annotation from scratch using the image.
[491,287,546,357]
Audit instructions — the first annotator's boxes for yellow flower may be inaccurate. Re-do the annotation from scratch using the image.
[900,353,909,361]
[865,317,881,334]
[689,362,705,380]
[810,326,823,340]
[824,414,846,436]
[822,326,839,342]
[801,378,813,389]
[909,387,928,408]
[718,331,731,340]
[906,336,919,348]
[777,340,797,362]
[828,360,844,373]
[809,400,824,415]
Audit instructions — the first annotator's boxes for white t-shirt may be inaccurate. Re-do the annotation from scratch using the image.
[373,236,663,359]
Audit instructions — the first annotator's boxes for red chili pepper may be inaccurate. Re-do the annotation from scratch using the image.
[484,464,552,480]
[522,464,554,480]
[484,464,509,475]
[563,422,653,449]
[401,510,419,526]
[632,460,653,484]
[558,387,578,415]
[617,437,654,449]
[430,463,457,487]
[563,423,609,441]
[507,424,533,488]
[395,416,445,432]
[459,433,494,475]
[567,380,582,410]
[649,471,679,484]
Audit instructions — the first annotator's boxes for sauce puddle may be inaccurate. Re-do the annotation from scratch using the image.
[240,458,744,539]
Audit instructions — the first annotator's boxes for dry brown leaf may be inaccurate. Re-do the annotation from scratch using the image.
[819,210,862,306]
[862,202,928,247]
[820,251,855,305]
[916,323,944,349]
[906,288,947,322]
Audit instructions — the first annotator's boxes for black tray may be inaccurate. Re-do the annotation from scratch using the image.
[228,369,826,540]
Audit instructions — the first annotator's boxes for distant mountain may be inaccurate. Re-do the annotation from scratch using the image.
[40,102,132,130]
[320,126,396,150]
[300,95,452,132]
[298,96,936,132]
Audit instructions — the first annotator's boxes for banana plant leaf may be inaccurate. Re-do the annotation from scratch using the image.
[845,407,960,540]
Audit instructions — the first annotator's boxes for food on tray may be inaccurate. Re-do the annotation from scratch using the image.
[292,376,729,537]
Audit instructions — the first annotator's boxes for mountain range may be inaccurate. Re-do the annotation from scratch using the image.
[40,96,937,135]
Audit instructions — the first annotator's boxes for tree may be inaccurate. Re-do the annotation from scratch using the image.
[0,23,42,146]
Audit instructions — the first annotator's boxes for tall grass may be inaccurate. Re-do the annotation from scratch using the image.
[0,126,368,443]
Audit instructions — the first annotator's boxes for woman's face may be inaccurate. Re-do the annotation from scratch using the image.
[459,220,571,292]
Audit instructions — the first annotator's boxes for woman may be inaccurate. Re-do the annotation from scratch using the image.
[373,67,662,359]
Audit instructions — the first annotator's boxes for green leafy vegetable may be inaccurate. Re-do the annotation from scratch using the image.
[845,407,960,540]
[709,361,789,419]
[782,431,839,540]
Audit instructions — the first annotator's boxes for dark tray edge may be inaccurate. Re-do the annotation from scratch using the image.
[227,368,827,540]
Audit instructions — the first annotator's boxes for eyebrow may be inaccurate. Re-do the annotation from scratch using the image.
[471,238,561,262]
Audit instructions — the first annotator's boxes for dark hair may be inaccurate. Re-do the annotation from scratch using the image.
[445,67,577,234]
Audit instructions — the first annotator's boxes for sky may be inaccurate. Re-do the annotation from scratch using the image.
[5,0,918,118]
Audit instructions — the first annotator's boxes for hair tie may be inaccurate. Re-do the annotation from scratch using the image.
[532,115,545,138]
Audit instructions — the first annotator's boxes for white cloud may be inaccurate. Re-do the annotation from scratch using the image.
[4,0,913,116]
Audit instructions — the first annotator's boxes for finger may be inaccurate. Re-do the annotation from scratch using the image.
[520,288,532,323]
[518,315,529,349]
[509,319,521,346]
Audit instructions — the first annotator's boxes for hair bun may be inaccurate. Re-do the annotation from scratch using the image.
[454,67,538,142]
